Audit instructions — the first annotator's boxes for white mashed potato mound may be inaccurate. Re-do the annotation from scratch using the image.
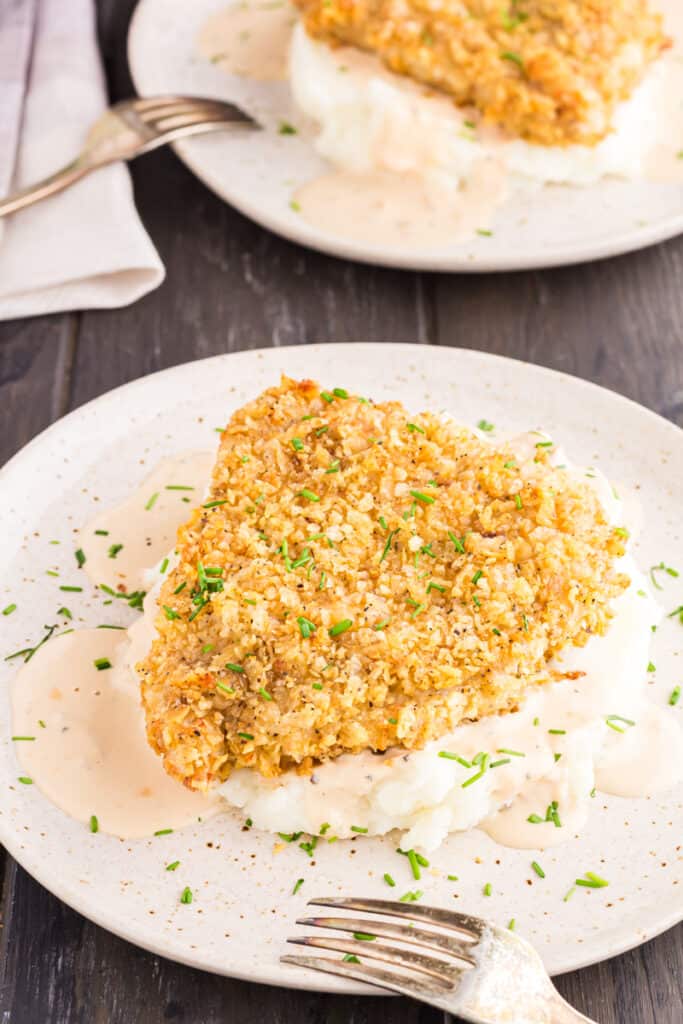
[289,21,661,190]
[219,438,666,852]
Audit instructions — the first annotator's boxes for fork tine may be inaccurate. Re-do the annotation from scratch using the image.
[281,954,454,1000]
[307,898,485,940]
[128,95,227,114]
[287,935,464,986]
[295,915,476,963]
[144,111,241,133]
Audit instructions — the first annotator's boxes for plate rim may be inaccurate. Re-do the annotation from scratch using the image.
[126,0,683,273]
[1,342,682,991]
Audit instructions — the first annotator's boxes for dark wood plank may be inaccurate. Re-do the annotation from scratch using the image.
[0,313,77,465]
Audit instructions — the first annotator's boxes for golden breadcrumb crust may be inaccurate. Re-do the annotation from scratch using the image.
[293,0,668,146]
[137,377,628,790]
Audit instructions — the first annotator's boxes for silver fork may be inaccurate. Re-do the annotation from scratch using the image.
[0,94,258,218]
[282,897,596,1024]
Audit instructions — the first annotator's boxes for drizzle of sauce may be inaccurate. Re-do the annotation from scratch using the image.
[197,2,296,81]
[293,161,506,250]
[81,451,214,592]
[11,628,218,838]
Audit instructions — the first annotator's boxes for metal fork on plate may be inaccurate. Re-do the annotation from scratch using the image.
[0,94,258,218]
[282,897,596,1024]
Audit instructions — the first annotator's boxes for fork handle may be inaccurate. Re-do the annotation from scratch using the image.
[0,157,90,217]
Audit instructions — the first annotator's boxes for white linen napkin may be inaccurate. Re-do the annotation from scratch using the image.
[0,0,164,320]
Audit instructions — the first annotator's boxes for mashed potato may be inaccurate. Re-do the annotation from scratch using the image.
[289,21,662,191]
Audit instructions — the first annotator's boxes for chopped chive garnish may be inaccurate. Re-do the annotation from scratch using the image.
[145,492,159,510]
[2,604,17,616]
[237,732,254,741]
[563,886,576,902]
[154,828,173,836]
[472,570,483,585]
[531,861,545,879]
[508,919,516,931]
[332,387,348,399]
[216,682,234,695]
[343,954,360,963]
[490,758,511,768]
[406,849,421,880]
[17,776,33,785]
[59,585,82,592]
[94,529,108,536]
[107,544,123,559]
[297,615,317,639]
[163,606,180,620]
[75,549,86,568]
[258,687,272,701]
[202,499,228,509]
[380,527,400,563]
[160,558,169,574]
[448,531,466,553]
[535,441,553,448]
[11,736,35,742]
[93,658,112,671]
[89,815,99,834]
[173,581,187,595]
[548,728,566,735]
[492,627,502,636]
[410,489,435,505]
[328,619,352,637]
[291,437,304,451]
[373,619,390,631]
[292,878,304,895]
[650,562,679,590]
[165,485,194,491]
[670,686,681,706]
[503,460,516,469]
[350,825,368,834]
[353,932,376,941]
[527,814,544,824]
[483,882,492,896]
[180,887,193,904]
[166,861,180,872]
[496,748,525,757]
[575,872,608,888]
[321,391,334,403]
[201,644,214,654]
[399,890,423,903]
[514,494,523,509]
[438,752,471,767]
[383,873,396,887]
[477,420,494,432]
[325,460,341,474]
[406,423,425,435]
[312,682,323,691]
[296,489,320,502]
[318,571,327,591]
[427,582,445,594]
[447,874,459,881]
[226,663,244,673]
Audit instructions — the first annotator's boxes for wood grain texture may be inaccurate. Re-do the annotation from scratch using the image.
[0,0,680,1019]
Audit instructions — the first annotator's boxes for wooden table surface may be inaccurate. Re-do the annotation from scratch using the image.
[0,1,681,1021]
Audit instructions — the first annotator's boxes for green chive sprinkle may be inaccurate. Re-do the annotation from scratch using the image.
[427,582,445,594]
[343,954,360,963]
[497,748,525,757]
[575,872,608,889]
[384,873,396,887]
[180,887,193,905]
[107,544,123,559]
[548,728,566,735]
[11,736,35,742]
[380,527,400,563]
[202,499,227,509]
[163,605,180,620]
[373,619,390,631]
[563,887,576,902]
[2,604,17,616]
[160,558,169,574]
[297,615,317,639]
[59,585,82,593]
[296,489,320,502]
[291,437,304,451]
[292,878,304,895]
[226,663,244,673]
[166,861,180,872]
[89,815,99,834]
[670,687,681,706]
[145,492,159,511]
[259,687,272,701]
[325,460,341,474]
[448,531,466,553]
[328,619,352,637]
[312,682,323,691]
[477,420,494,432]
[514,494,523,509]
[483,882,492,896]
[527,814,544,824]
[438,752,471,767]
[447,874,459,881]
[410,489,435,505]
[508,919,516,931]
[154,828,173,836]
[166,484,194,491]
[531,861,545,878]
[350,825,368,834]
[18,776,33,785]
[216,683,234,696]
[353,932,376,941]
[406,423,425,435]
[472,570,483,585]
[75,549,86,568]
[93,658,112,671]
[238,732,254,741]
[399,890,423,902]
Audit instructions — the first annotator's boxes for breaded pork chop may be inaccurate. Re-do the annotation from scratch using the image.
[138,378,629,791]
[292,0,668,146]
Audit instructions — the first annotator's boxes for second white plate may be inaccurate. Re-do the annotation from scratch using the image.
[127,0,683,272]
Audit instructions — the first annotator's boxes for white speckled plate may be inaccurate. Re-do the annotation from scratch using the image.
[126,0,683,272]
[0,344,682,992]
